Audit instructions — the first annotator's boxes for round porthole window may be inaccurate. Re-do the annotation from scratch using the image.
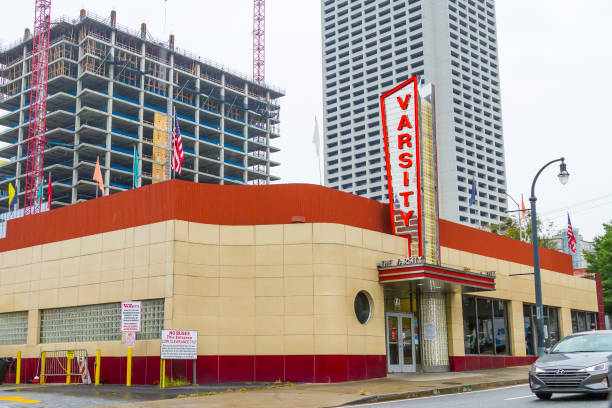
[354,291,372,325]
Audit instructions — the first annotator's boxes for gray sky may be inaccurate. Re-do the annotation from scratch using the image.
[2,0,610,240]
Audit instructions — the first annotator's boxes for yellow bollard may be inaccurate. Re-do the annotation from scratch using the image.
[95,349,101,386]
[15,351,21,385]
[161,359,166,389]
[126,347,132,387]
[40,351,46,385]
[66,352,73,384]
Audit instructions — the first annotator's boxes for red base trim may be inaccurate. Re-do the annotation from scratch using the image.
[4,355,387,385]
[449,355,537,371]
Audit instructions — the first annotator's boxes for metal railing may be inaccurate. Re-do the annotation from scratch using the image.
[40,349,91,384]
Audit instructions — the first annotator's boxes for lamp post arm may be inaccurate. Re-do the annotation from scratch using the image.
[530,157,564,200]
[504,192,520,208]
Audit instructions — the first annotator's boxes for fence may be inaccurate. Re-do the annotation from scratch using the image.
[40,349,91,384]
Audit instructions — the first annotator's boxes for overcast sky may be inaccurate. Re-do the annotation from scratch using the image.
[2,0,610,240]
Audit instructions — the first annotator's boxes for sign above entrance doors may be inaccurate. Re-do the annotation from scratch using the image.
[380,76,422,256]
[378,256,423,269]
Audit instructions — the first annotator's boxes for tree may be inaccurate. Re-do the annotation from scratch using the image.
[585,221,612,314]
[485,214,559,250]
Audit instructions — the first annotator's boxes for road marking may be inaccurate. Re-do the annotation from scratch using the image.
[504,395,533,400]
[359,384,528,406]
[0,396,41,403]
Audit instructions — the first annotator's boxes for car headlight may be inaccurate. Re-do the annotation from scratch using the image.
[585,362,609,372]
[531,364,545,373]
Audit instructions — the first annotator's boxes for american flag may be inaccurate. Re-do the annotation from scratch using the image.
[567,213,577,253]
[172,107,184,175]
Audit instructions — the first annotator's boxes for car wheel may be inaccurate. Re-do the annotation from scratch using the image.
[535,392,552,400]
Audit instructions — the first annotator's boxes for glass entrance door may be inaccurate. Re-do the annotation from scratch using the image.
[386,312,416,372]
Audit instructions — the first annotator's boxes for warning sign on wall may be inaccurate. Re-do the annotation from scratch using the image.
[121,301,142,333]
[161,330,198,360]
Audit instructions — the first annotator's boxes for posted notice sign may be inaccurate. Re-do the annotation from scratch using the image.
[161,330,198,360]
[121,301,142,333]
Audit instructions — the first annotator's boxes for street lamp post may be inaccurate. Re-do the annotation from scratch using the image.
[505,193,525,241]
[530,157,569,357]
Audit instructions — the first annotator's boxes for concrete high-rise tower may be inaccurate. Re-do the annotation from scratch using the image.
[321,0,507,226]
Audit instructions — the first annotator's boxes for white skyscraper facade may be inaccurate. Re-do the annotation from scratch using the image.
[321,0,507,226]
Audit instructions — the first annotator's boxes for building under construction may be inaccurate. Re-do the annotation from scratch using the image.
[0,9,283,210]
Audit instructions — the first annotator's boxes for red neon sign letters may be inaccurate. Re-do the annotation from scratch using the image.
[380,76,422,257]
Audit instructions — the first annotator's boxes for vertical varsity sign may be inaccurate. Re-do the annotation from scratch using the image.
[380,76,422,257]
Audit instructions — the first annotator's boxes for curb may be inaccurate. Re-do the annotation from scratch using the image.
[337,378,529,406]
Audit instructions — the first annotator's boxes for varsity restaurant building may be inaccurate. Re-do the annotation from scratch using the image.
[0,77,601,383]
[0,179,601,384]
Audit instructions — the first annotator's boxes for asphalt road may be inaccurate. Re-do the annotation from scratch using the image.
[359,385,610,408]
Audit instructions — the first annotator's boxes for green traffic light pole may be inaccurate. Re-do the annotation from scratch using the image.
[529,157,569,357]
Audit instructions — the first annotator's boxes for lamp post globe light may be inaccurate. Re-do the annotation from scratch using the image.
[530,157,570,357]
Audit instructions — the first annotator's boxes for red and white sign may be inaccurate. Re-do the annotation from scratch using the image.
[380,76,422,256]
[121,301,142,333]
[161,330,198,360]
[125,332,136,347]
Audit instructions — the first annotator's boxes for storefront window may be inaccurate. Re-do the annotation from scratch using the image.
[462,295,510,355]
[494,300,510,355]
[462,296,477,354]
[571,310,598,333]
[523,304,560,355]
[477,298,494,355]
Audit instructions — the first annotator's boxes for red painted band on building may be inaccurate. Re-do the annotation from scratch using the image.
[0,180,574,276]
[4,354,386,385]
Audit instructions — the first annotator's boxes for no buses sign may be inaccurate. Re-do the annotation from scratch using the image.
[161,330,198,360]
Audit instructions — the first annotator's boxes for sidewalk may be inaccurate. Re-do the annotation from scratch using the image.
[95,365,531,408]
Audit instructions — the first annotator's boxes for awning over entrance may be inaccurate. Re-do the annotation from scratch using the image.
[377,259,495,292]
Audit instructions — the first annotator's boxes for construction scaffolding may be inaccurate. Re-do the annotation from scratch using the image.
[0,9,284,211]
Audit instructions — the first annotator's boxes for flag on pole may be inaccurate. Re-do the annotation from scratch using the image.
[37,182,43,206]
[47,172,52,204]
[133,145,139,188]
[312,116,320,158]
[313,116,322,185]
[468,178,477,206]
[567,213,577,253]
[172,107,184,175]
[520,194,526,220]
[93,157,104,196]
[7,182,15,208]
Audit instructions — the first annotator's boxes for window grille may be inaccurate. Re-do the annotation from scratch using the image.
[40,299,165,343]
[0,311,28,345]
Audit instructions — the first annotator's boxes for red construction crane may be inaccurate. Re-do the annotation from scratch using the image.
[24,0,51,215]
[253,0,265,83]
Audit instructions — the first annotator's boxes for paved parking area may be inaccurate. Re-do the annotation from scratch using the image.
[0,383,265,408]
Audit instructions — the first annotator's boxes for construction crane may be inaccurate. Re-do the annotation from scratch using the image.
[24,0,51,215]
[251,0,267,185]
[253,0,265,83]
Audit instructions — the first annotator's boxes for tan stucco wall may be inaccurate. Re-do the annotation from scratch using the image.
[170,221,407,357]
[0,221,407,359]
[0,221,599,361]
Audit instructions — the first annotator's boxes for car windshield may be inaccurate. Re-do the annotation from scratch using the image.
[552,333,612,353]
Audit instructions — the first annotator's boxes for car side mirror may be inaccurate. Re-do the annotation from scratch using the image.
[545,348,551,354]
